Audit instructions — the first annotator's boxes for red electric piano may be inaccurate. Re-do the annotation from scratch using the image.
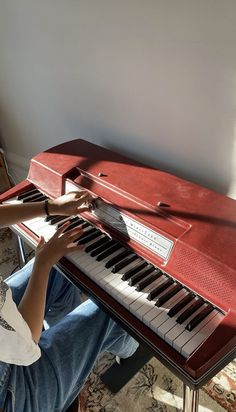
[1,139,235,410]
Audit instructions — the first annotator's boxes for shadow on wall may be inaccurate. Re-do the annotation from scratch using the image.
[0,2,236,197]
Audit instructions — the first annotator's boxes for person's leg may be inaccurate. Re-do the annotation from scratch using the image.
[6,258,35,305]
[40,300,138,411]
[6,258,81,325]
[43,267,82,327]
[4,300,138,412]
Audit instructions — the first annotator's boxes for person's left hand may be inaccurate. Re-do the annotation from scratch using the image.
[35,221,85,268]
[49,191,93,216]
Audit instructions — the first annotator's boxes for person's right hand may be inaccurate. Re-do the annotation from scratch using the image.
[35,221,84,269]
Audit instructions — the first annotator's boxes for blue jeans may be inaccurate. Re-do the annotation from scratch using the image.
[0,259,139,412]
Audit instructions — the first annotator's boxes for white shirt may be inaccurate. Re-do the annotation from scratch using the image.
[0,277,41,366]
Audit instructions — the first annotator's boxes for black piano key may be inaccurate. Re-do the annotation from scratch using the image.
[74,225,95,242]
[22,193,46,203]
[185,305,214,331]
[155,283,182,307]
[96,243,122,262]
[90,239,117,257]
[111,254,138,273]
[77,230,101,245]
[147,278,173,301]
[46,215,67,225]
[17,188,39,200]
[77,227,97,242]
[168,293,195,318]
[64,217,84,232]
[136,269,162,291]
[143,275,166,294]
[85,235,110,253]
[79,221,91,229]
[105,249,133,269]
[176,298,204,324]
[30,195,48,202]
[44,215,58,223]
[56,217,74,229]
[73,225,94,242]
[122,261,148,281]
[128,265,155,287]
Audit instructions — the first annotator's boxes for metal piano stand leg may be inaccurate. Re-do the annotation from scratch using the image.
[15,234,27,268]
[183,384,199,412]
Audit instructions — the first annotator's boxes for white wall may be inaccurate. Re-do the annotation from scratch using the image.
[0,1,236,197]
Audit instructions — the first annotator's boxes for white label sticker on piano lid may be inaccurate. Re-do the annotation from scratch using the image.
[65,181,174,260]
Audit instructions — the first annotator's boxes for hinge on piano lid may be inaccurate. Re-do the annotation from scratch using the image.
[97,172,107,177]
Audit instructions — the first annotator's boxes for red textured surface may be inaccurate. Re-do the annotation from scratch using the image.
[1,139,236,384]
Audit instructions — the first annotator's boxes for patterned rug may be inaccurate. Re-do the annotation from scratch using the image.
[0,228,235,412]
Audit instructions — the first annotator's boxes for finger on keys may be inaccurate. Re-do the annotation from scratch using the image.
[68,227,84,243]
[68,242,85,252]
[37,236,45,247]
[56,221,71,236]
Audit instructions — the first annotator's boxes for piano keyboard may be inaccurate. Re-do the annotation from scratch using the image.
[6,189,224,359]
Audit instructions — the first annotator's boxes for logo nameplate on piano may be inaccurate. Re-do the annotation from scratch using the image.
[66,182,174,260]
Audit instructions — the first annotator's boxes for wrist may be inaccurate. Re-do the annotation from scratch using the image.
[34,254,53,272]
[44,199,57,216]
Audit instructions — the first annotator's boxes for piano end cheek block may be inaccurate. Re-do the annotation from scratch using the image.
[185,313,236,379]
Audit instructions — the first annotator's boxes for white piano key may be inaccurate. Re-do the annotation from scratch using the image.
[68,250,111,280]
[100,272,119,287]
[143,275,167,296]
[136,299,156,321]
[123,289,143,309]
[22,217,45,226]
[70,241,101,266]
[149,289,189,331]
[27,218,51,232]
[173,308,217,352]
[138,277,170,324]
[129,292,149,312]
[105,274,123,289]
[164,304,206,347]
[142,286,184,329]
[3,197,21,204]
[37,225,57,240]
[156,299,196,342]
[92,269,113,284]
[107,279,130,297]
[68,251,94,270]
[116,284,137,301]
[181,312,223,358]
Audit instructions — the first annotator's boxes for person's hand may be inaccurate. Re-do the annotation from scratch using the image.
[35,222,84,269]
[49,191,93,217]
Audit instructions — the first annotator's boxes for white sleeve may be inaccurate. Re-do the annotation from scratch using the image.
[0,279,41,366]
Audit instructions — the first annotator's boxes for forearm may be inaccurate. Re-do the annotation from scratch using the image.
[0,201,58,228]
[0,191,92,228]
[18,260,51,342]
[17,213,84,341]
[0,202,46,228]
